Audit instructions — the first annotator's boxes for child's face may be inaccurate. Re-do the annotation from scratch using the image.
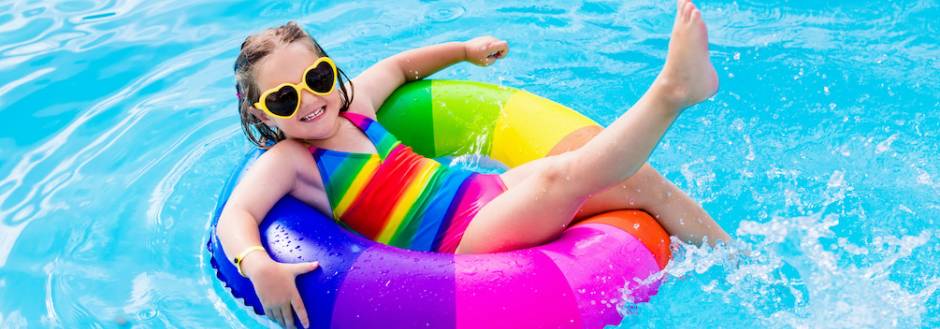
[253,41,343,141]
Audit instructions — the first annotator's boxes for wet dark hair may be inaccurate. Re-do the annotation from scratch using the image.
[233,21,354,148]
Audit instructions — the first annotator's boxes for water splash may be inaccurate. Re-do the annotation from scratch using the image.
[614,212,939,328]
[436,128,508,174]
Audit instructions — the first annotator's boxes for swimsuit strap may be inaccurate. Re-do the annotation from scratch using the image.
[340,111,373,131]
[339,111,401,159]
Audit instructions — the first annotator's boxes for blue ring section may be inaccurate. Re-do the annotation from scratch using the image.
[207,151,370,329]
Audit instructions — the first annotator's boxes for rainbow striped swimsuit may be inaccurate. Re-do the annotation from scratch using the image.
[310,112,506,253]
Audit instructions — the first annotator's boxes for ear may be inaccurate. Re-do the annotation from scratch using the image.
[249,106,274,126]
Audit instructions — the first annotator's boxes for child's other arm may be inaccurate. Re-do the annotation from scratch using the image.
[216,144,299,271]
[352,36,508,113]
[216,142,319,329]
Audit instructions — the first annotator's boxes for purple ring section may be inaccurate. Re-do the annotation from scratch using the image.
[330,244,457,329]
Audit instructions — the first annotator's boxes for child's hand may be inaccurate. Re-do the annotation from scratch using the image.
[244,255,319,329]
[464,36,509,66]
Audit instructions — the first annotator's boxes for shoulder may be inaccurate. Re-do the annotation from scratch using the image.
[240,140,330,214]
[268,138,311,155]
[267,139,323,185]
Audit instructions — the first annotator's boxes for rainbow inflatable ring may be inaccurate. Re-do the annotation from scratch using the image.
[207,80,672,329]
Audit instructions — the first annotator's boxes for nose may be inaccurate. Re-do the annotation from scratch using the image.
[299,88,325,110]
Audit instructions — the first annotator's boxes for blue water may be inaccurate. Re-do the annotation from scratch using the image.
[1,0,937,328]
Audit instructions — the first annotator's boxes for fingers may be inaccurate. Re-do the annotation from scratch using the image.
[287,261,319,275]
[267,301,304,329]
[282,305,296,329]
[489,41,509,59]
[282,262,315,328]
[292,292,310,329]
[466,36,508,66]
[476,40,507,66]
[268,307,286,328]
[265,307,277,326]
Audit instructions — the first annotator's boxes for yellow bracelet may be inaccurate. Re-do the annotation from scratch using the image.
[233,245,266,278]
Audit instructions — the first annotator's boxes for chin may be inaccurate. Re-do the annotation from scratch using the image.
[295,111,341,140]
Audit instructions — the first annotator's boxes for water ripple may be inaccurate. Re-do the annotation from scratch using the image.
[425,2,467,23]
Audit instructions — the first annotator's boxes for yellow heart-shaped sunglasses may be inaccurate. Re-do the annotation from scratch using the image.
[253,57,337,119]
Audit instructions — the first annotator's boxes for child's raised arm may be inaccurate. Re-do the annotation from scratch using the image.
[353,36,508,113]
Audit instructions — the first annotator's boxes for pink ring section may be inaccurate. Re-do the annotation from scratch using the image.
[539,223,663,328]
[455,249,581,329]
[451,223,662,329]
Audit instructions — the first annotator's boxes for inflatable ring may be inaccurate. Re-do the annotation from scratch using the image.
[207,80,671,329]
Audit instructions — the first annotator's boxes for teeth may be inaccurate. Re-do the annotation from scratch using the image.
[302,107,325,121]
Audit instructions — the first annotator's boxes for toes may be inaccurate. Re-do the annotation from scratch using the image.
[676,1,689,22]
[691,8,701,23]
[675,1,686,24]
[684,3,696,22]
[676,0,687,9]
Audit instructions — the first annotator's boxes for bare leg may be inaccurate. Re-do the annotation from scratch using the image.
[456,0,720,254]
[500,130,730,246]
[573,163,730,244]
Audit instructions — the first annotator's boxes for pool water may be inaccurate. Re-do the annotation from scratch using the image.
[1,0,937,328]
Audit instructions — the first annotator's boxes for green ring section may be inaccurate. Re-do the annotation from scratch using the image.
[429,80,514,157]
[377,80,435,156]
[377,80,515,158]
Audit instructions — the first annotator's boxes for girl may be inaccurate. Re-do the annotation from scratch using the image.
[217,0,729,328]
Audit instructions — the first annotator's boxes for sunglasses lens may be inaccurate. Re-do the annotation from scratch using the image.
[264,86,299,117]
[305,60,335,93]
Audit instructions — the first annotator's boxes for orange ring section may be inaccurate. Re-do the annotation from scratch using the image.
[575,210,671,269]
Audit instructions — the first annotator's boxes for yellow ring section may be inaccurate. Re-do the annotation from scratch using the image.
[490,89,597,167]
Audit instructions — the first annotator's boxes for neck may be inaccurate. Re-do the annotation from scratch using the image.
[299,115,349,148]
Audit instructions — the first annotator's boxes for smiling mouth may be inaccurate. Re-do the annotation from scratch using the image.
[300,106,326,122]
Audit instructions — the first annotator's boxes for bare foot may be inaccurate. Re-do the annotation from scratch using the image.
[654,0,719,110]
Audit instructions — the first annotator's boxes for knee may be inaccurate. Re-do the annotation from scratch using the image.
[533,157,571,190]
[632,163,660,186]
[628,164,675,206]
